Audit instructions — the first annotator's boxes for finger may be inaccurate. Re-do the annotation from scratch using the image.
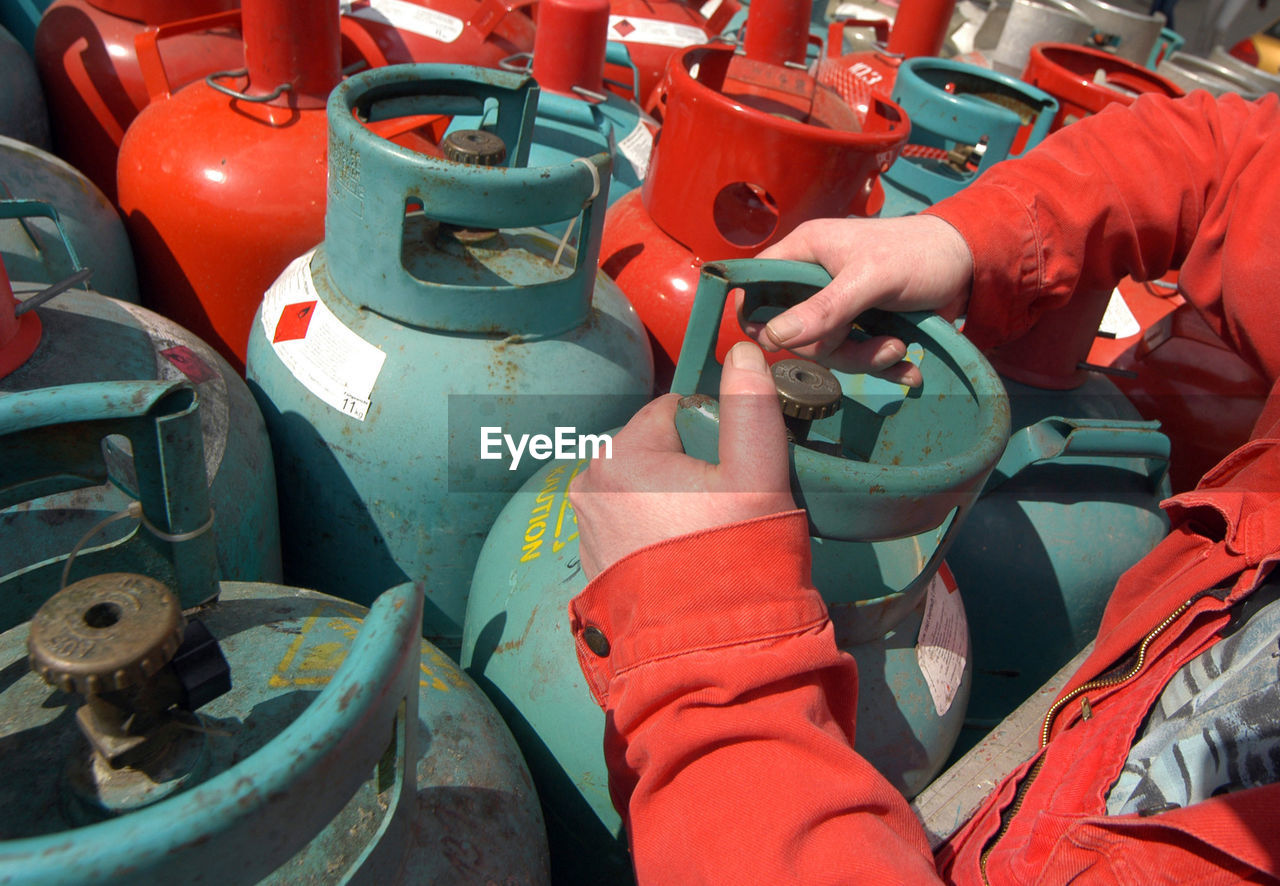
[716,342,790,491]
[608,392,683,455]
[756,224,821,263]
[762,281,869,352]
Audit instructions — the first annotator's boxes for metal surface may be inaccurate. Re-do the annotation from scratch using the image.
[600,41,909,387]
[879,58,1058,217]
[0,280,283,615]
[245,64,652,656]
[1070,0,1166,65]
[988,0,1093,75]
[117,0,338,371]
[773,358,843,420]
[0,0,51,53]
[0,143,139,303]
[1209,44,1280,93]
[911,641,1095,850]
[33,0,242,203]
[0,580,550,884]
[1156,50,1265,95]
[0,24,50,149]
[604,0,721,105]
[337,0,536,73]
[462,260,1009,882]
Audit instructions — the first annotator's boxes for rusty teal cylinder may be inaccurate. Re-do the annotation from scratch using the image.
[1,272,281,621]
[245,64,653,657]
[0,143,139,303]
[945,375,1171,756]
[0,377,548,883]
[462,259,1009,882]
[879,58,1058,218]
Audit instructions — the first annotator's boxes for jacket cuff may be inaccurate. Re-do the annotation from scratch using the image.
[924,182,1043,351]
[568,510,831,706]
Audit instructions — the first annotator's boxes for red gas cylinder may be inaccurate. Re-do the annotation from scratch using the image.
[1022,42,1183,130]
[337,0,535,72]
[600,2,909,388]
[825,0,957,105]
[33,0,243,203]
[604,0,727,107]
[0,259,42,380]
[117,0,337,372]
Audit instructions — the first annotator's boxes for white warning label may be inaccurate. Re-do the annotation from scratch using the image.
[260,251,387,422]
[607,15,707,48]
[346,0,464,43]
[1099,286,1140,339]
[617,121,654,179]
[916,568,968,718]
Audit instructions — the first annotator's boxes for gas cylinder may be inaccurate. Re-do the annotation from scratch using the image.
[1156,51,1264,97]
[0,25,51,149]
[967,0,1093,76]
[117,0,337,372]
[603,0,725,107]
[1068,0,1171,67]
[245,64,653,658]
[0,251,281,602]
[0,383,549,883]
[1,139,139,303]
[0,0,50,53]
[823,0,959,104]
[447,0,656,234]
[1209,45,1280,95]
[1022,42,1183,131]
[462,259,1010,883]
[876,58,1058,218]
[338,0,535,71]
[33,0,243,203]
[600,19,910,389]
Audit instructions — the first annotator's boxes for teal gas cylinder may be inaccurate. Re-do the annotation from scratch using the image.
[462,259,1010,883]
[0,25,50,149]
[879,57,1058,218]
[0,252,282,601]
[944,375,1171,755]
[245,65,653,659]
[0,143,139,304]
[0,380,549,883]
[448,0,655,236]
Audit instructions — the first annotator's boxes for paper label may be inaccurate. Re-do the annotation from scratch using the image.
[607,15,707,48]
[1099,286,1140,339]
[916,569,968,718]
[261,251,387,422]
[347,0,464,43]
[617,121,654,179]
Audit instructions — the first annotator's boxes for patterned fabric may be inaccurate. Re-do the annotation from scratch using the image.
[1107,582,1280,815]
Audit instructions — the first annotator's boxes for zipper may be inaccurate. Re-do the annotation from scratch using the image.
[977,597,1196,883]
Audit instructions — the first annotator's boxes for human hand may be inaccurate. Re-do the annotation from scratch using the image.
[749,215,974,387]
[569,342,796,581]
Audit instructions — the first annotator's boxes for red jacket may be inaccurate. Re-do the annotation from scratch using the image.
[569,91,1280,884]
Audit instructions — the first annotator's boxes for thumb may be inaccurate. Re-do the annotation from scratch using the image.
[716,342,790,493]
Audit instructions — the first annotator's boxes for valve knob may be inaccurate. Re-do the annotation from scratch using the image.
[28,573,185,696]
[441,129,508,166]
[772,359,843,421]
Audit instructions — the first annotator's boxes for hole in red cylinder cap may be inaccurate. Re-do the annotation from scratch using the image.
[713,182,780,249]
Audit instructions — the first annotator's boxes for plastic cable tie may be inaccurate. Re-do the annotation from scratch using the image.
[139,508,216,544]
[60,502,142,589]
[553,157,602,268]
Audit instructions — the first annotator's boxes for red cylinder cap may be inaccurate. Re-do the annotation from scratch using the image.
[742,0,813,67]
[0,259,44,380]
[886,0,957,58]
[532,0,610,97]
[241,0,341,108]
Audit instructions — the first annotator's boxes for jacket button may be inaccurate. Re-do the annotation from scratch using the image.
[582,626,610,657]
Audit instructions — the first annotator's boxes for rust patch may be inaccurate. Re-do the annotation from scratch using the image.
[495,603,539,654]
[338,683,361,712]
[868,484,886,494]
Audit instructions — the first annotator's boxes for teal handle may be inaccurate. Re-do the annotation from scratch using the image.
[0,199,84,275]
[671,259,1010,543]
[0,583,423,886]
[605,41,641,100]
[323,64,613,336]
[1148,27,1184,69]
[985,416,1171,493]
[0,380,217,611]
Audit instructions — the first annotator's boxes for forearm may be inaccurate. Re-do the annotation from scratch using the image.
[570,511,941,883]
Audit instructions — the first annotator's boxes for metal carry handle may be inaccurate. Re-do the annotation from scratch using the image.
[984,416,1170,493]
[671,259,1010,542]
[0,199,85,278]
[135,8,243,103]
[0,380,217,619]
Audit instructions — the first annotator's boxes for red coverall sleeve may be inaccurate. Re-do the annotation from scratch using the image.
[569,510,942,884]
[924,90,1280,368]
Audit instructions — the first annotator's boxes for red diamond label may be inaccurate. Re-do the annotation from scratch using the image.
[161,346,215,383]
[273,300,318,343]
[612,18,636,37]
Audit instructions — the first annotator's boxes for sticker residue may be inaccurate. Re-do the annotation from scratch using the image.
[617,122,654,179]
